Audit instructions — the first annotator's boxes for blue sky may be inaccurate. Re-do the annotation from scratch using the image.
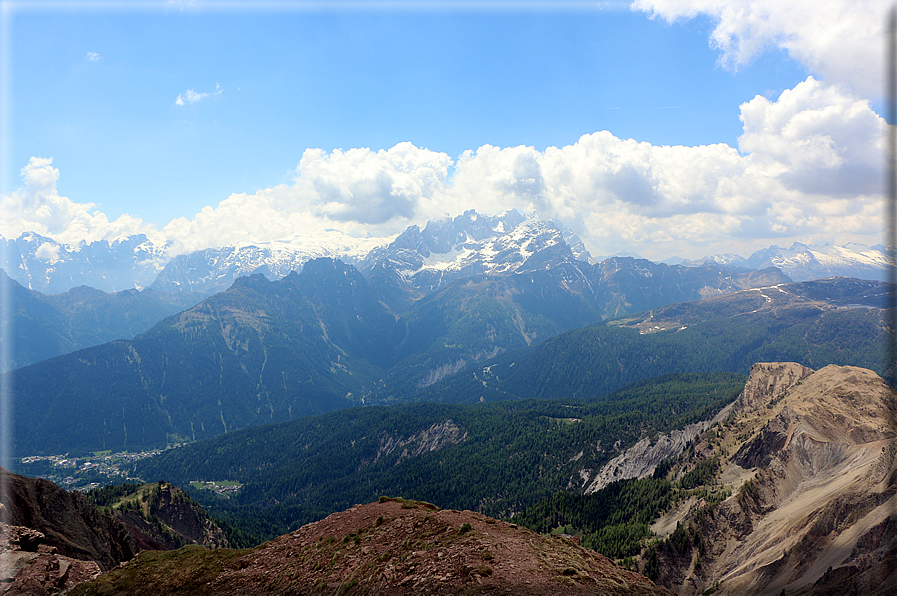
[0,0,889,260]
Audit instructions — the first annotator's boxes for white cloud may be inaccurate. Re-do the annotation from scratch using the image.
[446,75,883,258]
[738,76,883,197]
[174,83,222,106]
[0,157,152,245]
[34,243,61,263]
[296,142,453,225]
[159,142,454,255]
[85,52,100,62]
[632,0,888,97]
[5,76,884,261]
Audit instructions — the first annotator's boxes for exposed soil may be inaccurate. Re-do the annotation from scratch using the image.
[70,498,671,595]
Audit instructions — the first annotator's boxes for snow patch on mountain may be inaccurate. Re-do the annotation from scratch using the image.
[150,230,394,295]
[359,211,591,300]
[1,232,169,294]
[683,242,893,281]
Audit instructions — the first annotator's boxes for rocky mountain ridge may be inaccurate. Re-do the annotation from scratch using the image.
[0,469,229,595]
[69,497,671,596]
[90,481,231,552]
[5,212,889,299]
[644,363,897,595]
[688,241,892,282]
[357,210,591,308]
[149,230,391,296]
[1,232,168,294]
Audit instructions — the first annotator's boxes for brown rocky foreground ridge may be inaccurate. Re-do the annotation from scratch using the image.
[69,497,671,595]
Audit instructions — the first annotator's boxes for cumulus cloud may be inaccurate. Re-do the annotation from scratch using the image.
[174,83,222,106]
[0,157,151,245]
[161,184,323,255]
[447,75,883,257]
[296,142,453,225]
[4,75,884,261]
[632,0,888,97]
[738,76,883,196]
[156,142,455,255]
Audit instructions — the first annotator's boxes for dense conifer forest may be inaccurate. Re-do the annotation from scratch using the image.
[134,372,745,545]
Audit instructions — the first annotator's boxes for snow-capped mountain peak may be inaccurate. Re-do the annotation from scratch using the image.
[1,232,169,293]
[679,242,893,282]
[150,229,394,295]
[357,211,591,300]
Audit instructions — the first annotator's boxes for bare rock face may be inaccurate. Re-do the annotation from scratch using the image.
[0,529,102,596]
[0,468,140,595]
[110,482,230,551]
[581,363,814,495]
[375,420,468,464]
[1,467,139,572]
[736,362,813,412]
[584,419,717,494]
[649,363,897,596]
[0,471,234,594]
[70,498,672,596]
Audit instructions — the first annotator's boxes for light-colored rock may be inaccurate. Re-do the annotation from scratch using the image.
[649,363,897,596]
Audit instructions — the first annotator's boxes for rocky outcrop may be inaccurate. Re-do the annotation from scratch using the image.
[70,497,671,595]
[647,363,897,596]
[1,467,139,572]
[0,525,103,596]
[109,483,230,551]
[582,397,740,494]
[375,420,468,464]
[0,467,138,595]
[736,362,813,411]
[578,363,814,494]
[0,471,230,595]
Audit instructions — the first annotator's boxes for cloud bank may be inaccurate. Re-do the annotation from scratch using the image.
[0,158,148,246]
[2,2,886,261]
[2,75,884,260]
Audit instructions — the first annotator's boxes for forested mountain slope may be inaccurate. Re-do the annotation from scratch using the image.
[10,248,793,455]
[134,373,745,543]
[0,269,202,372]
[417,277,893,404]
[11,259,394,454]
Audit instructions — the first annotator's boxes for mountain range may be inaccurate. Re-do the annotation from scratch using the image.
[1,232,169,294]
[0,269,202,372]
[3,211,893,298]
[683,241,893,282]
[10,267,890,457]
[5,210,893,457]
[7,250,783,453]
[3,209,895,594]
